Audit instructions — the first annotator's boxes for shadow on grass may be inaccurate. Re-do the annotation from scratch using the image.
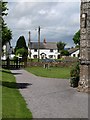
[2,118,32,120]
[1,70,22,75]
[2,81,32,89]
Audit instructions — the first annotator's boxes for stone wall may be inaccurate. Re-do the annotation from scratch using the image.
[78,1,90,92]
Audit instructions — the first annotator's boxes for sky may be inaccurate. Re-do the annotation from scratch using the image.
[4,0,81,48]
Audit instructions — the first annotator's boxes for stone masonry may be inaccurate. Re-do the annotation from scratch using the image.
[78,1,90,92]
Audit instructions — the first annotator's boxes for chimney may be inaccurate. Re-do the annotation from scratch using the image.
[43,38,47,44]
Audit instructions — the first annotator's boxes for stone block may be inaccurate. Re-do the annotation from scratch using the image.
[87,19,90,27]
[87,28,90,33]
[80,39,87,47]
[81,28,87,34]
[81,20,86,28]
[80,48,90,60]
[86,41,90,47]
[80,34,87,40]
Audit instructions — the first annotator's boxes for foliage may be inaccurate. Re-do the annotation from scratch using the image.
[2,22,12,45]
[0,2,8,16]
[57,41,66,52]
[61,50,69,56]
[73,30,80,46]
[15,36,28,52]
[15,36,28,60]
[16,48,28,57]
[0,1,12,46]
[70,63,80,78]
[70,63,80,87]
[1,69,32,118]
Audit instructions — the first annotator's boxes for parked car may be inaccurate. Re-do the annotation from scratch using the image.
[41,58,59,63]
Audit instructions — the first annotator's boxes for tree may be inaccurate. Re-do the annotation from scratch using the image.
[0,2,8,16]
[2,22,12,45]
[57,41,66,52]
[0,1,12,46]
[73,30,80,46]
[15,36,28,58]
[16,48,28,58]
[61,50,69,56]
[15,36,28,51]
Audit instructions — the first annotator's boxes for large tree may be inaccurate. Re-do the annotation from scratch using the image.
[73,30,80,46]
[15,36,28,51]
[15,36,28,58]
[0,1,12,46]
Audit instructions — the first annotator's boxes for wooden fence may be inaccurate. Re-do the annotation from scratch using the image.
[2,59,25,69]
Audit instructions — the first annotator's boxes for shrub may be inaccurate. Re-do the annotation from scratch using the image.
[70,63,80,87]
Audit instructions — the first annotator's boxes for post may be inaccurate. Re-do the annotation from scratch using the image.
[38,26,40,62]
[78,1,90,92]
[28,31,31,60]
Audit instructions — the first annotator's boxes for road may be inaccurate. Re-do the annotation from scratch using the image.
[11,69,88,118]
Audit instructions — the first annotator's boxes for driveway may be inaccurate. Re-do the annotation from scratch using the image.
[11,69,88,118]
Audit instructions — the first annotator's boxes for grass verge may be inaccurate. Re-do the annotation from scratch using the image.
[1,69,32,119]
[25,66,71,79]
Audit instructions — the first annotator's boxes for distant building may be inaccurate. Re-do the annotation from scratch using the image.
[28,39,60,59]
[1,42,14,60]
[68,47,79,57]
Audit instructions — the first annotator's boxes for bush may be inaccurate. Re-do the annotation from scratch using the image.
[61,50,69,56]
[70,63,80,87]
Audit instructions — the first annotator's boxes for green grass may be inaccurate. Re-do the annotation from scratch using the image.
[0,71,2,120]
[0,69,32,119]
[25,66,71,79]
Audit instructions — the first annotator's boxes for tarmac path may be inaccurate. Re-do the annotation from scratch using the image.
[11,69,88,118]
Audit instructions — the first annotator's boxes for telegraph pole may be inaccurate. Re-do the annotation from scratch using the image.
[38,26,40,62]
[28,31,31,60]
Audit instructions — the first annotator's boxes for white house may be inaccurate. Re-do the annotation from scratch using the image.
[68,48,79,57]
[28,39,60,59]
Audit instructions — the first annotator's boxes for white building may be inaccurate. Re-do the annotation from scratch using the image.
[68,48,79,57]
[28,39,60,59]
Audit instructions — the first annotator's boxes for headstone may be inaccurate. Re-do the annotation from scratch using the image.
[78,1,90,92]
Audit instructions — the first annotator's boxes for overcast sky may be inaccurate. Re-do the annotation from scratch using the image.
[5,1,80,48]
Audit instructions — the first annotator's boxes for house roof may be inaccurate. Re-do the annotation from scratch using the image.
[29,42,57,49]
[68,47,79,54]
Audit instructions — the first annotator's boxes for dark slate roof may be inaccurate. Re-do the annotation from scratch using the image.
[30,42,44,49]
[29,42,57,49]
[68,47,79,54]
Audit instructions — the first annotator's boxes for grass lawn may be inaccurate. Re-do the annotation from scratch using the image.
[0,69,32,119]
[25,66,71,79]
[0,70,2,120]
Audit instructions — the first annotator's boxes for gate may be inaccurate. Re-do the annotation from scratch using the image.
[2,59,25,69]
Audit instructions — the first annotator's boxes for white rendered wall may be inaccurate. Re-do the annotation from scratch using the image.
[71,50,79,57]
[29,49,58,59]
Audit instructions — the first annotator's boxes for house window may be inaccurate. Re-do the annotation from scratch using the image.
[50,49,53,52]
[78,54,80,57]
[73,54,75,57]
[34,49,37,52]
[33,55,37,58]
[49,55,53,58]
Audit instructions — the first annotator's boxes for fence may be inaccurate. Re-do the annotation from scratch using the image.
[2,59,25,69]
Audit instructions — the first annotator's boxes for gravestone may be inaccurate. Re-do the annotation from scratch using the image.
[78,1,90,92]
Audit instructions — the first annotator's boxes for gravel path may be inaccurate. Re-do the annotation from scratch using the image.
[11,69,88,118]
